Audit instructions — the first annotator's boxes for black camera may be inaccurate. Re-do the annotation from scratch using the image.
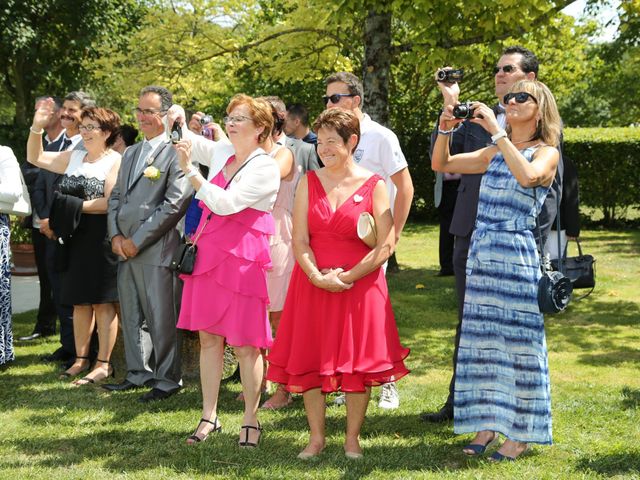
[170,120,182,144]
[437,68,464,83]
[199,114,213,125]
[452,102,476,119]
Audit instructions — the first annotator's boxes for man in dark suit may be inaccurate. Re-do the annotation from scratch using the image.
[105,85,192,402]
[422,46,563,423]
[18,96,65,341]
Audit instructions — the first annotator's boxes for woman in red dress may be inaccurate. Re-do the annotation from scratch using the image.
[266,109,409,460]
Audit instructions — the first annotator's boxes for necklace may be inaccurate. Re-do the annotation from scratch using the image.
[85,149,111,163]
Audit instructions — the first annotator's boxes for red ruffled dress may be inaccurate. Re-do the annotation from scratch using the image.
[177,164,275,349]
[266,171,409,393]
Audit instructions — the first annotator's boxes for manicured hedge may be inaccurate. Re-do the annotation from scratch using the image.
[563,127,640,223]
[403,126,640,224]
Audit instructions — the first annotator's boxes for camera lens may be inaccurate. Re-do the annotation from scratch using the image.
[436,70,447,82]
[200,115,212,125]
[170,130,181,144]
[452,103,474,119]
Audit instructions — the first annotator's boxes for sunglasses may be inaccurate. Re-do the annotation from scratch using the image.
[503,92,538,104]
[493,64,517,75]
[322,93,356,105]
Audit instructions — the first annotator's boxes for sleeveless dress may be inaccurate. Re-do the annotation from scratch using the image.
[58,150,119,305]
[0,214,13,365]
[177,157,275,349]
[267,145,301,312]
[266,171,410,393]
[454,146,553,445]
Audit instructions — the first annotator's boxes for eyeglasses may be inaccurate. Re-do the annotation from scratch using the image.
[132,107,166,116]
[493,64,517,75]
[503,92,537,104]
[322,93,356,105]
[223,115,251,125]
[78,125,101,132]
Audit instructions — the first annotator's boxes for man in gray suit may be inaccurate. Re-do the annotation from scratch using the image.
[105,85,192,402]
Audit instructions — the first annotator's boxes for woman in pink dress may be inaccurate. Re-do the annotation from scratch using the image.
[175,94,280,448]
[266,109,409,460]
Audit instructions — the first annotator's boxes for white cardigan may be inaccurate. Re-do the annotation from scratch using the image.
[0,146,23,203]
[195,148,280,215]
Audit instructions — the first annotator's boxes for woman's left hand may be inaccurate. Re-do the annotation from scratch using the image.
[173,139,192,172]
[469,102,501,136]
[316,268,353,292]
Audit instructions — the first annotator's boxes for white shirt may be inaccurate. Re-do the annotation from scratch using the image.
[195,148,280,215]
[141,132,167,162]
[0,146,23,203]
[67,133,83,150]
[182,127,235,181]
[353,114,408,212]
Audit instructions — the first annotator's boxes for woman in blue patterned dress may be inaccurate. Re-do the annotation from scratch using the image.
[432,80,561,461]
[0,146,24,366]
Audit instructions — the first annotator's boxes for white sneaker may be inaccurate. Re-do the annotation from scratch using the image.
[378,382,400,409]
[333,393,346,406]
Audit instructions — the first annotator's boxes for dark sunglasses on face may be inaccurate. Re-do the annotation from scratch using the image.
[503,92,538,104]
[493,64,517,75]
[322,93,356,105]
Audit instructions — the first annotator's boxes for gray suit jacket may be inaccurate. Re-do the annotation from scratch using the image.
[285,136,320,173]
[107,140,193,267]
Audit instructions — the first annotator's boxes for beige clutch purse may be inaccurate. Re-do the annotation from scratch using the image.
[357,212,377,248]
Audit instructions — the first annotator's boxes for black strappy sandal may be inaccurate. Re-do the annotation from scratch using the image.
[238,422,263,448]
[73,359,115,385]
[186,417,222,445]
[59,356,90,379]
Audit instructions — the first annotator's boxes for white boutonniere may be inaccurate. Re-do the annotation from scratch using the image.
[143,166,162,181]
[353,194,364,204]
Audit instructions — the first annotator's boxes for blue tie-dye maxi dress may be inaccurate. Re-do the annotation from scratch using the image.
[454,146,553,445]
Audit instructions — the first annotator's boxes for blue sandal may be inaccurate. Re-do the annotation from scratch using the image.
[462,433,498,456]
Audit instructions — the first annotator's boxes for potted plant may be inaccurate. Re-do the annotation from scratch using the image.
[9,215,37,275]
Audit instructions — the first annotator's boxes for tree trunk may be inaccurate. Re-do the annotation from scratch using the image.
[362,8,391,126]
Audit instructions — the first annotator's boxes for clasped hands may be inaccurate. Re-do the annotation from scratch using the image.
[310,268,353,292]
[111,234,138,260]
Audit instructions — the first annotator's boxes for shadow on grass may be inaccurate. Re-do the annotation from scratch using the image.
[575,451,640,476]
[621,387,640,410]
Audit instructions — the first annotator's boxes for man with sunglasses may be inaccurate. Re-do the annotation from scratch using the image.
[106,85,192,402]
[324,71,414,410]
[424,46,563,423]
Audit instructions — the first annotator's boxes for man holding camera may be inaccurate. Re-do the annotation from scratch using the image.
[423,46,560,423]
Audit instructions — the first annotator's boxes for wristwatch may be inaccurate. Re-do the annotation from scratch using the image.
[491,129,508,143]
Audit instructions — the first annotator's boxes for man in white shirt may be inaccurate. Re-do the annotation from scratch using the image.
[324,71,414,410]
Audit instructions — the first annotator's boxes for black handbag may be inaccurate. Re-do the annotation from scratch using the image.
[535,188,572,314]
[170,242,198,274]
[551,238,595,299]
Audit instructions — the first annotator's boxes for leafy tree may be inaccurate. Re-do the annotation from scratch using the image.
[0,0,145,126]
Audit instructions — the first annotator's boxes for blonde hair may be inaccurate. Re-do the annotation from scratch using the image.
[506,80,561,147]
[226,94,274,144]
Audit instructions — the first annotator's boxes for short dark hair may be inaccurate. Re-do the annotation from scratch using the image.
[36,96,63,110]
[286,103,310,127]
[118,124,139,147]
[64,91,96,109]
[503,46,539,77]
[80,107,121,147]
[313,108,360,154]
[324,72,364,99]
[139,86,173,111]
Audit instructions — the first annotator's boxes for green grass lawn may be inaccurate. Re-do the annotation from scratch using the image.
[1,225,639,479]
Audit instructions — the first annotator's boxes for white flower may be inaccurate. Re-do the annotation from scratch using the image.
[353,194,364,203]
[143,166,161,181]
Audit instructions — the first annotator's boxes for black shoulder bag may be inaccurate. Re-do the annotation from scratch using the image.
[535,188,573,314]
[170,154,260,274]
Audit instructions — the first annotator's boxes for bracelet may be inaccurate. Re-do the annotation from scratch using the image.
[438,124,461,136]
[29,126,44,135]
[491,129,508,143]
[185,168,198,178]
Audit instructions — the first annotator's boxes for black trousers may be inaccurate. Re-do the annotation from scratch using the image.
[443,233,471,410]
[31,228,56,334]
[44,238,75,356]
[437,180,459,274]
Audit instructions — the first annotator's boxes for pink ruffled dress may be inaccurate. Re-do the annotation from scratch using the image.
[177,162,275,349]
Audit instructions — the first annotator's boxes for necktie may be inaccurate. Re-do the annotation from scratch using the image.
[61,137,72,151]
[130,142,153,187]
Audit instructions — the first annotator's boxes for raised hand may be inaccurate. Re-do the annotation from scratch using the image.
[173,139,193,172]
[469,102,501,136]
[435,67,460,105]
[32,97,56,130]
